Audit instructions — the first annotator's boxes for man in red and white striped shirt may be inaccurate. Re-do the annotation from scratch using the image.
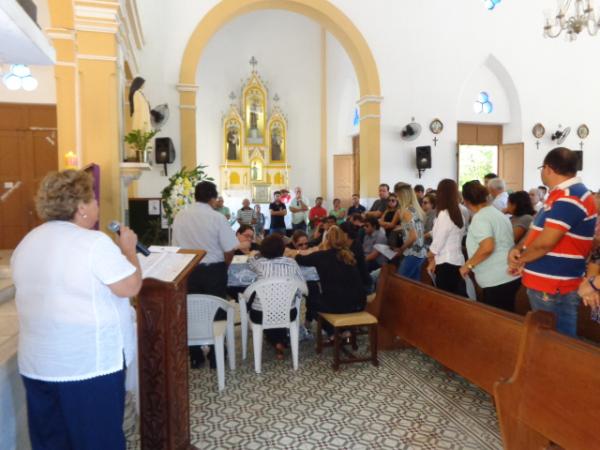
[509,148,597,337]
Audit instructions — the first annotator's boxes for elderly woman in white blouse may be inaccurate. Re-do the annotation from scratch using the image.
[426,179,467,297]
[11,170,141,450]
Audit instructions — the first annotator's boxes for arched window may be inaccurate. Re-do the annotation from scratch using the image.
[353,107,360,127]
[473,92,494,114]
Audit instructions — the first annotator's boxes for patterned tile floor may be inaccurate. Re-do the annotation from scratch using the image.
[127,331,502,450]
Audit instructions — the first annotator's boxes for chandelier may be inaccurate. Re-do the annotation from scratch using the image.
[544,0,600,40]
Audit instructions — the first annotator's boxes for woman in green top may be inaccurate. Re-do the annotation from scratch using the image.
[460,181,521,312]
[329,198,346,225]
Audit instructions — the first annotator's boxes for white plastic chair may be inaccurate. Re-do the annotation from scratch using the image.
[187,294,235,391]
[238,277,308,373]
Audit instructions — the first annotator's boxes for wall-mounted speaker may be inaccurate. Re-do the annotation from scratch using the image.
[416,146,432,170]
[155,137,176,175]
[573,150,583,171]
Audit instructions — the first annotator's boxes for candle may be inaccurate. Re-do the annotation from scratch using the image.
[65,151,78,169]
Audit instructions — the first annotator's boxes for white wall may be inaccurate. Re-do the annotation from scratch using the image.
[326,32,359,202]
[135,0,600,200]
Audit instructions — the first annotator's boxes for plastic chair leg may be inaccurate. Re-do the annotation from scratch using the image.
[226,313,236,370]
[239,304,248,360]
[289,321,299,371]
[214,335,225,391]
[251,323,263,374]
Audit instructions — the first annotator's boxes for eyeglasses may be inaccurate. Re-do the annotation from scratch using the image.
[537,164,546,170]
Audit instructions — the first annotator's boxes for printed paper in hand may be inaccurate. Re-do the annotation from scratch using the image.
[374,244,398,260]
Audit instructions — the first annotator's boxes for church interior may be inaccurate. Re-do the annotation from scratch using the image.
[1,0,600,449]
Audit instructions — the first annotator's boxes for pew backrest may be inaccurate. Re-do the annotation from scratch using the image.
[494,312,600,450]
[373,265,525,394]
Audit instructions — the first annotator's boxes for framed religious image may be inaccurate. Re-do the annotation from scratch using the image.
[429,118,444,134]
[269,120,286,161]
[577,124,589,139]
[223,111,243,162]
[243,79,267,145]
[252,184,270,204]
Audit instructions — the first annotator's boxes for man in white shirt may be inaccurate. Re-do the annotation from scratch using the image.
[488,178,508,211]
[289,186,309,231]
[173,181,245,367]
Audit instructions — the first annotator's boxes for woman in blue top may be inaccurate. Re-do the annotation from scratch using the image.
[460,181,521,312]
[390,182,427,280]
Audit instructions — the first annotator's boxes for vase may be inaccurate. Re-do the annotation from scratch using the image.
[136,150,150,164]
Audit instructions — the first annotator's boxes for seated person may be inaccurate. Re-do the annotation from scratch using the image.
[234,224,260,255]
[339,221,372,291]
[248,235,308,359]
[309,215,337,247]
[349,213,366,245]
[288,230,309,250]
[295,226,367,335]
[363,217,388,272]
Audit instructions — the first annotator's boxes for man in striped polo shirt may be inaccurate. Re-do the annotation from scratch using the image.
[509,147,597,337]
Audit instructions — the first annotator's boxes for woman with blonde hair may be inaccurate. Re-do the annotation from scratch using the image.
[11,170,141,450]
[295,226,366,322]
[390,182,427,280]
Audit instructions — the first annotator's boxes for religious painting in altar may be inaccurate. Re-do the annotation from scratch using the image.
[243,85,266,145]
[223,110,243,162]
[219,57,290,194]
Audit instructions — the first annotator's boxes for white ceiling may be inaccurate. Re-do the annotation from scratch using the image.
[0,0,55,66]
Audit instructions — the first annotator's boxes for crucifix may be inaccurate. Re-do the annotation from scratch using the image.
[535,140,541,150]
[433,136,438,147]
[579,141,584,150]
[228,91,236,106]
[249,56,258,71]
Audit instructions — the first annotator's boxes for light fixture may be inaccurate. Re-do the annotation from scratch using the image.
[544,0,600,41]
[22,76,38,91]
[2,64,37,91]
[3,73,22,90]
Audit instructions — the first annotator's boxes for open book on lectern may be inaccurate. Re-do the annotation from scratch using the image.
[137,252,196,283]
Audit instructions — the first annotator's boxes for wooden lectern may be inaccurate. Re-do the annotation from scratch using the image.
[136,250,205,450]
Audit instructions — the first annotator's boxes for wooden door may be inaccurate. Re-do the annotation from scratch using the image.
[333,154,355,207]
[499,143,524,192]
[0,130,31,248]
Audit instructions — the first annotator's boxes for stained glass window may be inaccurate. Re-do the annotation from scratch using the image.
[484,0,501,10]
[473,91,494,114]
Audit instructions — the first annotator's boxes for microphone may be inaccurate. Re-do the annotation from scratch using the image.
[107,221,151,256]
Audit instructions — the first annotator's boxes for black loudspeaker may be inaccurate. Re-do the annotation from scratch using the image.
[155,137,176,175]
[416,145,432,172]
[573,150,583,171]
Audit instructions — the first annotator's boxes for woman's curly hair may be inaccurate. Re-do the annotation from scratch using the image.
[35,170,94,221]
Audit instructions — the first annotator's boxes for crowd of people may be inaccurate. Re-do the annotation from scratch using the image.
[8,146,600,449]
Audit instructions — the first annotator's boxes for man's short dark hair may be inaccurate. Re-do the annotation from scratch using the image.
[379,183,390,191]
[462,180,489,205]
[351,213,364,223]
[326,215,337,223]
[538,185,548,192]
[414,184,425,193]
[484,173,498,181]
[316,196,323,202]
[339,221,357,240]
[365,217,380,229]
[195,181,218,203]
[273,190,281,196]
[543,147,578,176]
[259,234,285,259]
[352,193,359,198]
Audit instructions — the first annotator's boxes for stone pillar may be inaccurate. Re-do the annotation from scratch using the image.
[358,96,383,199]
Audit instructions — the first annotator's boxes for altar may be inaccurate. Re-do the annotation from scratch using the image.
[221,58,290,203]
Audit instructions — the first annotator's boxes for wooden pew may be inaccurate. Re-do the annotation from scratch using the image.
[368,264,525,394]
[494,312,600,450]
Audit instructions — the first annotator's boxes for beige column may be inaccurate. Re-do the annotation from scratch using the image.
[178,85,199,170]
[358,96,383,198]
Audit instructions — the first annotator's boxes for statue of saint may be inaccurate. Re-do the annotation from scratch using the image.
[271,130,283,161]
[226,128,239,160]
[251,162,258,181]
[249,102,259,131]
[251,161,262,181]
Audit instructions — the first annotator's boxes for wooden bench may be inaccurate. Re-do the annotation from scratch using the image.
[367,264,525,394]
[494,312,600,450]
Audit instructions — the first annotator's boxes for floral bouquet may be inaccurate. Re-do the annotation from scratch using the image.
[161,165,213,226]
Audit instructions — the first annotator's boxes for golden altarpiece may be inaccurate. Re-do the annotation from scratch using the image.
[221,59,290,203]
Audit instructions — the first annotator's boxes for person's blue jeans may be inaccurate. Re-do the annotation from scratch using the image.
[397,255,425,281]
[527,288,580,337]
